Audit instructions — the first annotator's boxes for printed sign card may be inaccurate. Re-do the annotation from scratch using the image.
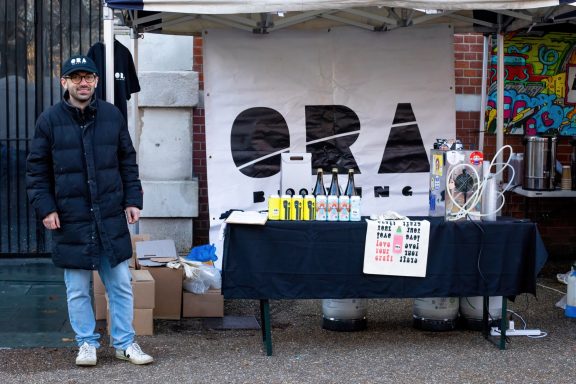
[363,219,430,277]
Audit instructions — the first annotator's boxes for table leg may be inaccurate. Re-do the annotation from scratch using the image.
[483,296,507,350]
[499,297,508,350]
[482,296,489,338]
[259,299,273,356]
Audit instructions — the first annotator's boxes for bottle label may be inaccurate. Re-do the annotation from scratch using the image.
[350,196,361,221]
[316,195,327,221]
[303,196,315,221]
[327,195,339,221]
[279,195,292,221]
[268,195,280,220]
[290,196,304,220]
[338,196,350,221]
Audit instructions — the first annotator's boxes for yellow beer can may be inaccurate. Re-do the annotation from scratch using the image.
[290,195,304,220]
[303,195,316,221]
[279,195,292,221]
[267,194,280,220]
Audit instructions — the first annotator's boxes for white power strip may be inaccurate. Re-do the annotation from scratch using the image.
[490,327,541,337]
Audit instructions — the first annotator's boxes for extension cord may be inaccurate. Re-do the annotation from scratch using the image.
[490,327,541,336]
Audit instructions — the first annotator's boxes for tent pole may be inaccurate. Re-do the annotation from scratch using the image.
[103,5,115,105]
[130,28,140,157]
[496,22,504,181]
[478,34,489,153]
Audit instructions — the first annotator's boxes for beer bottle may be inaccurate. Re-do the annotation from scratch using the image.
[327,168,340,221]
[344,169,357,196]
[346,169,362,221]
[312,168,327,196]
[328,168,341,196]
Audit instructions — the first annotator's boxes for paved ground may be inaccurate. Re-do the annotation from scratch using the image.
[0,259,575,383]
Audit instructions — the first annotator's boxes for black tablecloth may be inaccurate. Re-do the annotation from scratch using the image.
[222,217,548,300]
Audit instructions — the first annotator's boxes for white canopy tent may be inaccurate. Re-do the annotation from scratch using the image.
[102,0,576,173]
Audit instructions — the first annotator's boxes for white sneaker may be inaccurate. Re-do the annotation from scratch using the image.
[76,342,97,366]
[115,342,153,365]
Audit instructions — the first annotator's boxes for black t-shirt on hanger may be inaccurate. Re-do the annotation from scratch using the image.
[87,40,141,123]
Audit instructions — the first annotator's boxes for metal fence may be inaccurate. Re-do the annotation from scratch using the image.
[0,0,102,256]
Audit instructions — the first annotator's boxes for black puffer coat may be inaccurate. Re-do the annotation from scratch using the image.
[26,94,143,269]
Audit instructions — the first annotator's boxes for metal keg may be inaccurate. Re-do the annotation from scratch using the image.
[523,136,556,191]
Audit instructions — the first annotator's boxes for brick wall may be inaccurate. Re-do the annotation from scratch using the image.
[192,34,575,259]
[192,37,210,246]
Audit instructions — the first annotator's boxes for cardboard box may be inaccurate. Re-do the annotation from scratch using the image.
[133,308,154,336]
[131,234,151,269]
[94,269,155,322]
[281,152,312,196]
[107,307,154,336]
[136,239,178,267]
[93,270,155,307]
[141,266,183,319]
[182,289,224,318]
[131,269,155,309]
[93,293,107,320]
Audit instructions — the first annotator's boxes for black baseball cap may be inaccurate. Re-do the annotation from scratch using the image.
[61,55,99,77]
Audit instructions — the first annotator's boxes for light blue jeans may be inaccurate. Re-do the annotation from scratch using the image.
[64,257,134,350]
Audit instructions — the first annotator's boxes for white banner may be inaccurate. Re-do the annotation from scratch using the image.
[204,25,455,267]
[363,218,430,277]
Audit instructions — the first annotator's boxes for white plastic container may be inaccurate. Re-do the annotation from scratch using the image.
[566,264,576,318]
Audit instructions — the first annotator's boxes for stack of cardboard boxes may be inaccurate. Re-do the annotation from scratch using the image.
[93,268,155,335]
[92,235,224,336]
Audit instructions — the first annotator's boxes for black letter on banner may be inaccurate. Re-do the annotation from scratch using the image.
[305,105,360,174]
[379,103,430,173]
[253,191,266,203]
[374,186,389,197]
[231,107,290,178]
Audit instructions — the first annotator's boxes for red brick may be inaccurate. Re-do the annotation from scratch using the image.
[455,78,469,87]
[456,43,470,52]
[455,61,469,69]
[469,60,483,70]
[469,77,483,86]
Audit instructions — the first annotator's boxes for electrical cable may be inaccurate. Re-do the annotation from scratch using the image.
[537,283,566,295]
[469,218,487,283]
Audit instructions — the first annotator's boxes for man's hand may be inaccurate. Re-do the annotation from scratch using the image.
[43,212,60,230]
[125,206,140,224]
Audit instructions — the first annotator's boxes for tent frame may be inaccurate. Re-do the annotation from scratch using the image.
[102,1,576,181]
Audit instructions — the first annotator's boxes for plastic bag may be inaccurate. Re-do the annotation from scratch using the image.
[180,258,221,293]
[184,244,218,262]
[183,277,210,294]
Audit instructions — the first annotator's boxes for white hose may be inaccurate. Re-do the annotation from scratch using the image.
[445,145,515,220]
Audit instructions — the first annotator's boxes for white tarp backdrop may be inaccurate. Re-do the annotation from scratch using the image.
[204,25,455,265]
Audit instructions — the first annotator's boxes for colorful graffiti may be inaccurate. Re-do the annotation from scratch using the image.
[486,32,576,136]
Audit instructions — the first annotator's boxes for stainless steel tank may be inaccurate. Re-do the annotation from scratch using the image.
[523,136,556,191]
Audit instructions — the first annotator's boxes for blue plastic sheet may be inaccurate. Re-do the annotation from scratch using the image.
[184,244,218,262]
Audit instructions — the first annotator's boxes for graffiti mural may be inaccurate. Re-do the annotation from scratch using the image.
[486,32,576,136]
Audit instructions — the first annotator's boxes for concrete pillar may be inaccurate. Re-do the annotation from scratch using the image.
[119,34,199,254]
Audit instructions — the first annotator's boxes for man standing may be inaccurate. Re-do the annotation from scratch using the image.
[26,55,153,366]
